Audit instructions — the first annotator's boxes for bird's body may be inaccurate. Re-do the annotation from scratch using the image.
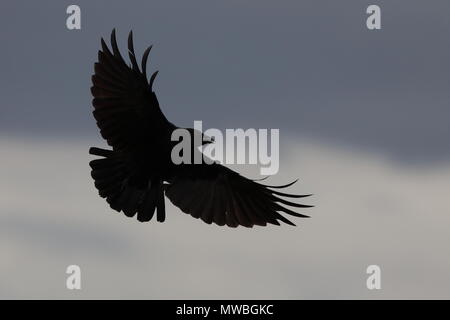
[89,29,312,227]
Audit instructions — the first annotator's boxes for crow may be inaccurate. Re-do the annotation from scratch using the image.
[89,29,312,227]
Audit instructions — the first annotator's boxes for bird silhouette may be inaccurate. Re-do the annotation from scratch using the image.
[89,29,312,227]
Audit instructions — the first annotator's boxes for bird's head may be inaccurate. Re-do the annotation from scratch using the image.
[186,128,215,145]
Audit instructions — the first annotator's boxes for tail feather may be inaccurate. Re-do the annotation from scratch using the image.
[137,182,158,222]
[89,147,165,222]
[89,147,115,157]
[156,183,166,222]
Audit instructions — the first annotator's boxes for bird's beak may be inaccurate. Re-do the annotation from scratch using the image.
[202,135,215,145]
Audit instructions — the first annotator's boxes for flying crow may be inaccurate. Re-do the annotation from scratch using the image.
[89,29,312,227]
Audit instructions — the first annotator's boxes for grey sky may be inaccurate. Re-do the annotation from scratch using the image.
[1,0,449,163]
[2,138,450,299]
[1,1,450,299]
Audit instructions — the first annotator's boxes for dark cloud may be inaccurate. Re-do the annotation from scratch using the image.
[1,1,449,163]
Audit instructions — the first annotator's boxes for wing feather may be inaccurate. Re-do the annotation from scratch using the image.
[91,29,170,153]
[165,164,312,228]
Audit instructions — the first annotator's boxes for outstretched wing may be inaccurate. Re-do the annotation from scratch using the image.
[91,29,170,152]
[89,30,170,222]
[165,164,312,228]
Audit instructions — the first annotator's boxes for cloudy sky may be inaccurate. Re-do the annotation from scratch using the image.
[1,0,449,299]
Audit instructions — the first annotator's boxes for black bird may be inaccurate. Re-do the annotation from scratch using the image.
[89,29,312,227]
